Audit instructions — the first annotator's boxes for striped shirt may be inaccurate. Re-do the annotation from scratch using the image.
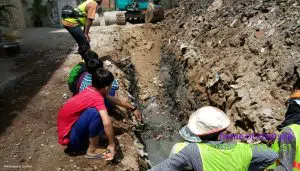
[79,72,119,92]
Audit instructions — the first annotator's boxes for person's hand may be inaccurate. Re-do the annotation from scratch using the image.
[85,33,90,42]
[133,109,142,122]
[105,143,116,161]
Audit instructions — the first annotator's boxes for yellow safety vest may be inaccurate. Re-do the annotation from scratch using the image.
[172,142,252,171]
[269,124,300,171]
[64,0,96,26]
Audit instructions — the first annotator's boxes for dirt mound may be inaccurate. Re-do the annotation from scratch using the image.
[161,0,300,135]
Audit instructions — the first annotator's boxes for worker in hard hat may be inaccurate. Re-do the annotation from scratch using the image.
[152,106,278,171]
[62,0,102,56]
[269,88,300,171]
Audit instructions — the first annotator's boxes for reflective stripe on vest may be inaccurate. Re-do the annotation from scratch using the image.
[64,0,95,26]
[269,124,300,171]
[173,142,252,171]
[170,142,189,156]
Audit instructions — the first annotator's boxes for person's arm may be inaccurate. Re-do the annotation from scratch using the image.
[84,19,93,41]
[98,110,115,161]
[274,128,296,171]
[84,2,97,41]
[248,144,278,171]
[106,95,142,121]
[151,143,202,171]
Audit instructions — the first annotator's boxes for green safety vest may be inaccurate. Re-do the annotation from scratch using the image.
[269,124,300,171]
[173,142,252,171]
[64,0,96,26]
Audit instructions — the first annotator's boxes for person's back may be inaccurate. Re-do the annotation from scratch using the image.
[68,50,99,95]
[58,85,106,145]
[152,141,277,171]
[152,106,278,171]
[270,90,300,171]
[68,62,86,94]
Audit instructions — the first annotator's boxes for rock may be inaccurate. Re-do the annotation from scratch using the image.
[63,93,68,99]
[155,134,163,140]
[28,156,32,160]
[40,144,44,147]
[230,19,238,28]
[255,31,264,39]
[208,0,223,12]
[140,93,150,101]
[104,60,112,67]
[70,159,73,162]
[266,28,275,37]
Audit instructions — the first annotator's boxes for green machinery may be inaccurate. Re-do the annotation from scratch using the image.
[103,0,164,25]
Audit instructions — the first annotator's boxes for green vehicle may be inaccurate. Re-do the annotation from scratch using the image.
[103,0,164,25]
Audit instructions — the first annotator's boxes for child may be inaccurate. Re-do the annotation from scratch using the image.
[67,50,98,94]
[58,68,116,160]
[78,55,142,121]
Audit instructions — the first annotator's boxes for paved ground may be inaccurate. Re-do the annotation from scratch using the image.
[0,28,76,94]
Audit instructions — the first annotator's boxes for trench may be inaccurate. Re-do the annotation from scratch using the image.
[117,53,202,167]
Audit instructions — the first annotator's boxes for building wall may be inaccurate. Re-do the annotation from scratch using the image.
[1,0,78,29]
[0,0,27,29]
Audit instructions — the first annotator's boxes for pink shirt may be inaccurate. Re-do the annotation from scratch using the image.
[57,86,106,145]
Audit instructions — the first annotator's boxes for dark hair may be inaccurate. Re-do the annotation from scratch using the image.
[87,59,103,74]
[92,68,114,89]
[83,51,99,63]
[200,131,223,141]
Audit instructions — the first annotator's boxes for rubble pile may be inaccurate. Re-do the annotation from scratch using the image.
[161,0,300,135]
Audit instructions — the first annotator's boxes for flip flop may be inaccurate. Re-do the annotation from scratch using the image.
[85,153,105,159]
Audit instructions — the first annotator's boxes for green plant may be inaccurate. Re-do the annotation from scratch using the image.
[27,0,47,27]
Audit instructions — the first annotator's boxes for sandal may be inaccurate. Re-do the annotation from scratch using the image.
[85,153,105,159]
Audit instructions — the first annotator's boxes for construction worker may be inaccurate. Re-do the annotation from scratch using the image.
[152,106,278,171]
[62,0,102,56]
[269,89,300,171]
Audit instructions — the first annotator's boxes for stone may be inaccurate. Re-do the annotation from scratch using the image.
[140,93,150,101]
[104,60,112,67]
[230,19,238,28]
[63,93,68,99]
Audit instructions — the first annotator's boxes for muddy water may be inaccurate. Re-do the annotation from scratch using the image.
[119,56,189,167]
[141,98,183,166]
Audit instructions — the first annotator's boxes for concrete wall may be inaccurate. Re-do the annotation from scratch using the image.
[0,0,27,29]
[1,0,78,29]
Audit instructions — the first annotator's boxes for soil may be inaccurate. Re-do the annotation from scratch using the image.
[1,0,300,170]
[0,25,162,171]
[160,0,300,137]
